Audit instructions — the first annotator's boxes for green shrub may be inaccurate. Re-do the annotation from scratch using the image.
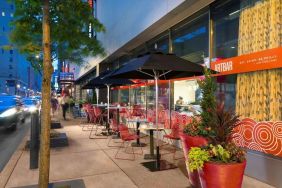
[188,147,210,172]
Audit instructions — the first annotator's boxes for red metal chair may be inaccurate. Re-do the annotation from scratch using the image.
[107,120,128,147]
[81,104,94,131]
[89,107,107,139]
[161,112,192,160]
[115,125,143,161]
[131,105,145,119]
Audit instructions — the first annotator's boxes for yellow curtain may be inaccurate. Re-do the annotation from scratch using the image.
[236,0,282,121]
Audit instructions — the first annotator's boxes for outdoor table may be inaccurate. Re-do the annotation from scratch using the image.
[139,125,165,159]
[127,118,147,147]
[107,106,127,138]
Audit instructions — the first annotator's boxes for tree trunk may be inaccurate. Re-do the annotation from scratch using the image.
[39,0,52,187]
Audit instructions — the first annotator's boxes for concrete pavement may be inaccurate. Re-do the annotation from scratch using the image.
[0,115,275,188]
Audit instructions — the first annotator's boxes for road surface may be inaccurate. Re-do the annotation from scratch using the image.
[0,116,30,172]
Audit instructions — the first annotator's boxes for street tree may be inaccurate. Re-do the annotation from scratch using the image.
[10,0,105,187]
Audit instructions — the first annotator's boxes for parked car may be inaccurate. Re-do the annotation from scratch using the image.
[0,95,25,130]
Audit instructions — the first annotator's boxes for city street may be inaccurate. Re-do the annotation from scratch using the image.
[0,116,30,172]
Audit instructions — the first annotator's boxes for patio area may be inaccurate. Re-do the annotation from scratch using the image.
[3,115,274,188]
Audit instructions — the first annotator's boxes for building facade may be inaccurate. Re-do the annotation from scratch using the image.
[75,0,282,186]
[0,1,42,96]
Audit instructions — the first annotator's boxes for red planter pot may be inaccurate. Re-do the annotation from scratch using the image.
[180,134,208,187]
[199,161,246,188]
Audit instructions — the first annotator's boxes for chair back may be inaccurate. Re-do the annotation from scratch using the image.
[132,105,143,116]
[147,109,155,123]
[94,107,102,117]
[88,108,96,123]
[119,124,130,140]
[158,110,166,124]
[109,118,118,131]
[163,110,171,129]
[170,121,180,138]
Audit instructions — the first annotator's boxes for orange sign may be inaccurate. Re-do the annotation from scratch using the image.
[211,47,282,75]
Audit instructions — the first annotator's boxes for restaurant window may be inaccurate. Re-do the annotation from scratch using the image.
[130,86,146,108]
[147,82,169,112]
[147,32,169,54]
[211,0,240,60]
[173,79,201,115]
[119,89,129,105]
[171,10,208,115]
[111,89,119,104]
[211,0,240,111]
[172,11,209,64]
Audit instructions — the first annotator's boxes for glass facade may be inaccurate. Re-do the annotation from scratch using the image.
[147,33,169,53]
[172,11,209,63]
[211,0,241,111]
[211,0,240,60]
[79,1,282,185]
[102,0,281,123]
[130,86,146,108]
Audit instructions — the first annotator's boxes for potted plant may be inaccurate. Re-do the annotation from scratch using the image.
[77,99,86,109]
[181,68,217,145]
[180,68,216,187]
[187,106,246,188]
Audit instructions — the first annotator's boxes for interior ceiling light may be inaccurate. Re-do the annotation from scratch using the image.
[229,10,240,16]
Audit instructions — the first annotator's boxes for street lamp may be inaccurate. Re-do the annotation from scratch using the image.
[23,87,26,97]
[16,84,20,95]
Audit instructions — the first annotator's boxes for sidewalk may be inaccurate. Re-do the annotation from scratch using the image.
[1,114,275,188]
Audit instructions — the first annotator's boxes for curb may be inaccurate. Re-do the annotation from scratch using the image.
[0,133,29,188]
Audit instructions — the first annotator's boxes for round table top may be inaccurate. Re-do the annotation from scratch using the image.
[127,119,148,123]
[139,125,164,131]
[106,106,128,110]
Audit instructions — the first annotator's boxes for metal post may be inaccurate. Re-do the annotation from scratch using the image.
[107,85,110,133]
[168,80,171,128]
[30,112,40,169]
[95,87,99,105]
[154,70,160,170]
[145,83,147,119]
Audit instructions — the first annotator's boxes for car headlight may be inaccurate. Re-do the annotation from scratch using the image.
[29,106,37,112]
[0,108,17,118]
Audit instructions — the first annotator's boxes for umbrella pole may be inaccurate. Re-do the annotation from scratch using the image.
[154,71,160,170]
[95,88,99,105]
[107,84,110,133]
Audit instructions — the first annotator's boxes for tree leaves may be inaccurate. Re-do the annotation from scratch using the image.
[10,0,105,71]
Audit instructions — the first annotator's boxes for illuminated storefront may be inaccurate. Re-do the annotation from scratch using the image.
[78,0,282,186]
